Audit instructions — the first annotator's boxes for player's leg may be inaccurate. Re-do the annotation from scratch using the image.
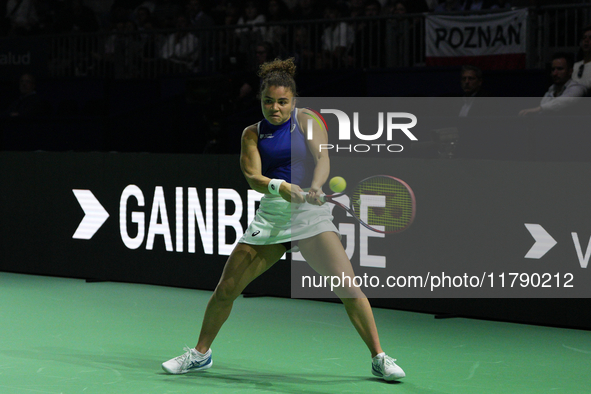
[162,242,286,374]
[196,242,286,353]
[298,232,382,356]
[298,231,405,380]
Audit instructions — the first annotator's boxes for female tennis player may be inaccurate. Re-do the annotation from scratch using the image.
[162,58,405,381]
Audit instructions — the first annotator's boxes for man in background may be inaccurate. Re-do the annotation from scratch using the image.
[459,65,490,117]
[2,73,47,117]
[519,52,585,116]
[572,25,591,94]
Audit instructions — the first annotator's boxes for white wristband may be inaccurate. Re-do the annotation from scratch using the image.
[268,179,285,195]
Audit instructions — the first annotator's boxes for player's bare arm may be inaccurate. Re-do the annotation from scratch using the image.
[240,124,304,202]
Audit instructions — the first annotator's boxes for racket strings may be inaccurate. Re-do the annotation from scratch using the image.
[351,177,413,232]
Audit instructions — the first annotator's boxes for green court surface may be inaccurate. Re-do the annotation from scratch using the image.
[1,272,590,394]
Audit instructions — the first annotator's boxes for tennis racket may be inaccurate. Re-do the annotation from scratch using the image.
[302,175,416,234]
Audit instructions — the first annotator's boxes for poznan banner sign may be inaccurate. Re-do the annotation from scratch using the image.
[425,9,528,69]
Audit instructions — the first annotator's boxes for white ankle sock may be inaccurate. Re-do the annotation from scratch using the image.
[195,349,209,357]
[373,352,385,360]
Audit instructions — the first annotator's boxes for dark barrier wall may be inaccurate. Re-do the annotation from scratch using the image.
[0,152,290,296]
[1,152,590,329]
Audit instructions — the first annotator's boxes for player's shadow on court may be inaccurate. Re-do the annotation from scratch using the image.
[10,348,444,393]
[167,364,405,393]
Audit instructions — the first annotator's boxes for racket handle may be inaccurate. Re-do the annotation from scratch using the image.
[299,192,326,203]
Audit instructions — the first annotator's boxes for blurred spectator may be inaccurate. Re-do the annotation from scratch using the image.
[134,0,156,13]
[85,1,115,14]
[264,0,290,53]
[103,19,144,78]
[152,0,182,28]
[236,1,266,37]
[122,19,145,76]
[1,4,8,35]
[128,10,160,76]
[111,0,141,8]
[382,0,403,15]
[84,0,114,29]
[291,0,318,21]
[203,40,274,152]
[434,0,464,12]
[222,1,240,25]
[50,1,99,76]
[464,0,510,10]
[485,0,511,8]
[160,14,199,71]
[393,1,407,14]
[423,0,440,10]
[2,73,49,118]
[186,0,214,28]
[133,5,153,30]
[236,1,266,52]
[214,1,241,69]
[463,0,486,10]
[519,52,585,116]
[235,41,274,109]
[349,0,366,18]
[185,0,215,71]
[572,25,591,94]
[318,4,355,68]
[384,1,423,67]
[101,19,124,74]
[6,0,39,35]
[366,1,382,17]
[54,0,99,33]
[33,0,59,34]
[352,0,385,68]
[108,3,132,29]
[407,0,430,12]
[435,0,510,10]
[208,0,234,25]
[282,0,297,11]
[103,20,126,58]
[459,65,490,117]
[290,26,315,69]
[384,0,428,15]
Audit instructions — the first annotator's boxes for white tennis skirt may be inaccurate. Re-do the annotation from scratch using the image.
[238,194,340,250]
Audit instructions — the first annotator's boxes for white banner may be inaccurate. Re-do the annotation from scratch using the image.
[426,9,528,58]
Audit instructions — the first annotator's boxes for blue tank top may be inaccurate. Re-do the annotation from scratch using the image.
[257,108,314,188]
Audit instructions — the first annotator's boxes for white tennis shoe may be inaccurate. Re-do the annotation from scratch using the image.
[162,347,213,374]
[371,353,405,381]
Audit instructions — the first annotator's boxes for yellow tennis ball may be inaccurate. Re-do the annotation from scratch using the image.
[329,176,347,193]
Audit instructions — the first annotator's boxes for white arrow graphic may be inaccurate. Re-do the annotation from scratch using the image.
[524,223,557,259]
[72,189,109,240]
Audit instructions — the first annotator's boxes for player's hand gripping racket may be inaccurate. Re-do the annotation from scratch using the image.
[302,175,416,234]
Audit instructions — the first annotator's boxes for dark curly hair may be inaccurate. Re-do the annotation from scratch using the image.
[258,57,297,97]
